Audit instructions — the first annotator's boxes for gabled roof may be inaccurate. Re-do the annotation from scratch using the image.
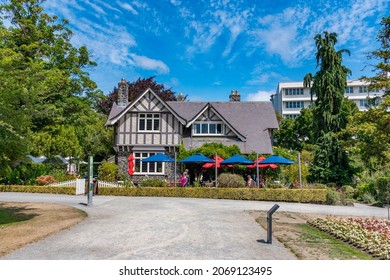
[167,102,246,141]
[105,92,279,153]
[167,101,278,153]
[105,88,186,126]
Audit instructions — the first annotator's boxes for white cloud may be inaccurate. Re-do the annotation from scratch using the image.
[245,90,274,102]
[170,0,182,6]
[184,1,253,59]
[84,0,106,15]
[129,54,170,74]
[250,0,388,66]
[118,2,138,15]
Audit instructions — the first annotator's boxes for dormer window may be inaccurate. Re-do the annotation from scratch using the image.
[193,122,224,135]
[139,113,160,131]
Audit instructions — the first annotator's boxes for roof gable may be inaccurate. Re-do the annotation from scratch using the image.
[106,88,186,126]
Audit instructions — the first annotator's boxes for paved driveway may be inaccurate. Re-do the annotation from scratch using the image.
[0,193,388,260]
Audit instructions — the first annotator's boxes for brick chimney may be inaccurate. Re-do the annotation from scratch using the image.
[229,90,240,102]
[177,92,185,101]
[117,78,128,106]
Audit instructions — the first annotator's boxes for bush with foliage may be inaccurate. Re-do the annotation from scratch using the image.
[96,187,328,203]
[0,185,75,195]
[341,185,355,199]
[217,173,245,188]
[140,178,167,187]
[1,184,329,204]
[355,169,390,205]
[98,162,119,181]
[0,161,51,185]
[36,175,57,185]
[326,188,341,205]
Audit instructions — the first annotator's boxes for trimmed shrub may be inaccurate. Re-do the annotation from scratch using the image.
[36,175,57,185]
[0,185,75,195]
[98,162,119,181]
[218,173,245,188]
[140,178,167,187]
[341,185,355,199]
[326,188,341,205]
[0,184,329,204]
[267,183,284,189]
[97,186,328,203]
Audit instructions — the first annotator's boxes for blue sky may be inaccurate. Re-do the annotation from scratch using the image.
[43,0,389,102]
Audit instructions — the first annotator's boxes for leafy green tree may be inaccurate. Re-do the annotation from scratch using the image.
[304,32,351,136]
[307,133,354,186]
[274,117,302,151]
[341,96,390,173]
[0,0,113,170]
[361,16,390,97]
[178,142,240,160]
[97,76,182,115]
[303,32,354,186]
[30,125,83,158]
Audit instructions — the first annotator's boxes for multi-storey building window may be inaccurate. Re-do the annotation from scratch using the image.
[285,88,304,95]
[139,113,160,131]
[134,152,164,174]
[284,114,299,119]
[193,122,224,135]
[359,99,368,107]
[359,86,368,93]
[345,87,354,93]
[285,101,304,109]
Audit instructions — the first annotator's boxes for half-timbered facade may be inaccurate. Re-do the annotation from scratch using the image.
[106,80,279,180]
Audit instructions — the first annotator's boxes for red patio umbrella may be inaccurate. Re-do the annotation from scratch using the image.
[247,156,278,169]
[128,153,135,176]
[202,155,232,168]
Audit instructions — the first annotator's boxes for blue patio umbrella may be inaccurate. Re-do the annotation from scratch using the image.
[141,153,174,162]
[181,153,214,187]
[220,154,254,165]
[180,153,214,163]
[260,155,295,165]
[142,153,177,186]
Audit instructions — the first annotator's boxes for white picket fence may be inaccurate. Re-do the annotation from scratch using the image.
[97,181,123,188]
[48,179,86,195]
[48,179,124,195]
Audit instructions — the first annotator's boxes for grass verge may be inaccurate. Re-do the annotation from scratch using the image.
[252,211,373,260]
[0,202,87,257]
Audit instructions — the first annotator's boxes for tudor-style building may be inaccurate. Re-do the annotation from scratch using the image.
[105,79,279,181]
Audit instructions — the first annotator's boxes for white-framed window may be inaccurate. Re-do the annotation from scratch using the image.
[193,122,224,135]
[360,98,380,107]
[139,113,160,131]
[345,87,354,94]
[285,88,304,95]
[359,99,368,107]
[284,114,299,119]
[285,101,304,109]
[359,86,368,93]
[134,152,164,174]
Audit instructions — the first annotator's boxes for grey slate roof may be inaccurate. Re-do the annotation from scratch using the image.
[167,101,278,154]
[105,87,279,154]
[106,102,123,126]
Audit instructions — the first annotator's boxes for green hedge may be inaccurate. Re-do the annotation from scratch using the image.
[97,187,327,203]
[0,185,76,195]
[0,185,328,204]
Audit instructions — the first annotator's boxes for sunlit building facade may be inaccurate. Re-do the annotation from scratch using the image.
[271,80,384,119]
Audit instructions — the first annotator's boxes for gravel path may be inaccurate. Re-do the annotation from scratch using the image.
[1,192,388,260]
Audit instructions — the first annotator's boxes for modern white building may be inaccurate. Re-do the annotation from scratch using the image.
[271,80,384,119]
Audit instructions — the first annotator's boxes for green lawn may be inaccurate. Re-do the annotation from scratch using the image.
[297,224,373,260]
[0,204,38,227]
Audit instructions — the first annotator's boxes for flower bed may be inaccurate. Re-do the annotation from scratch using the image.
[308,216,390,260]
